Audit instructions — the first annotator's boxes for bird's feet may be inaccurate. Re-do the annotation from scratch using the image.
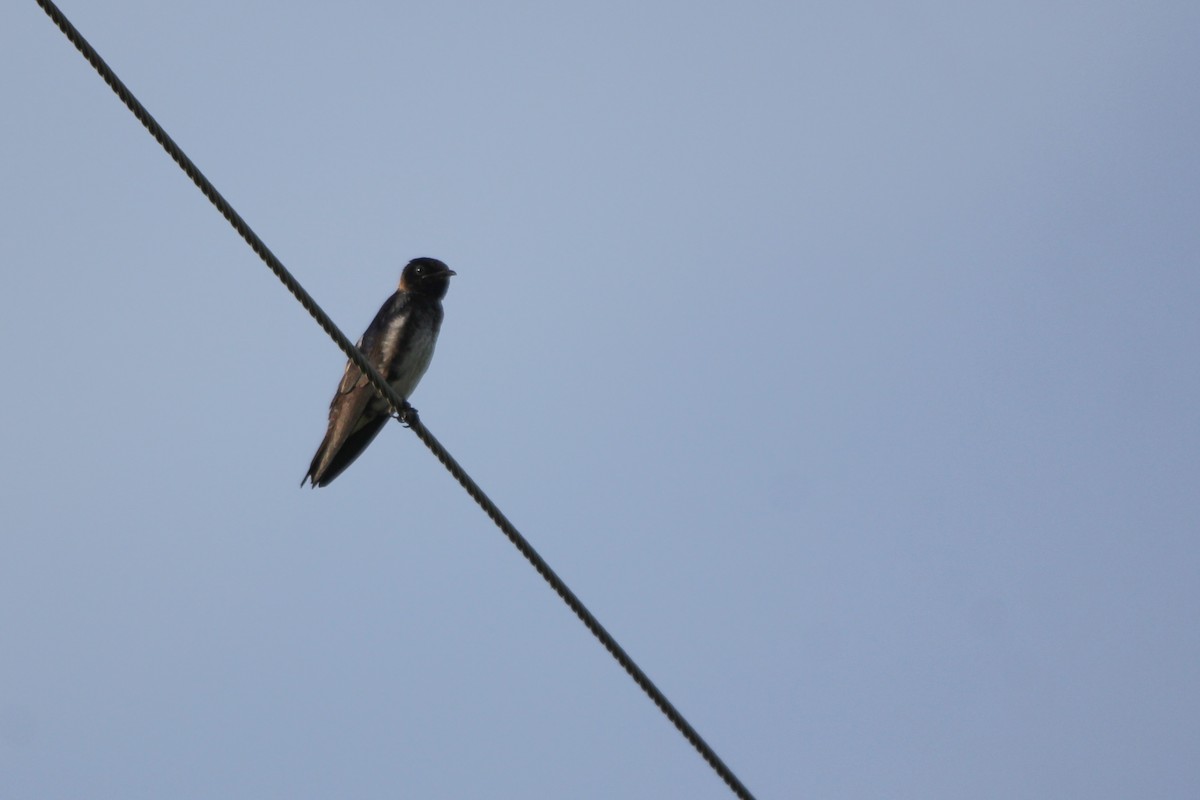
[395,403,419,428]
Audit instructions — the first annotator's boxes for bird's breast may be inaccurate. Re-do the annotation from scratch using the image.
[384,316,438,400]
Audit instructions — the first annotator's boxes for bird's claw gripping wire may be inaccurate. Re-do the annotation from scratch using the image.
[394,403,419,428]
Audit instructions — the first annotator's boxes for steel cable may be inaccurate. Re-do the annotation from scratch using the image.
[34,3,757,798]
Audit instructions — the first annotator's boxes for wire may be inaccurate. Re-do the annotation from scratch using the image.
[34,3,757,799]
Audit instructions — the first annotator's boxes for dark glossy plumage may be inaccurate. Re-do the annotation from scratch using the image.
[302,257,455,487]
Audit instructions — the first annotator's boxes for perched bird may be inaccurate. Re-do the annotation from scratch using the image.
[302,257,455,487]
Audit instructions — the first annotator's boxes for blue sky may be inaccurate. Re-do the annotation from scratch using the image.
[3,2,1199,797]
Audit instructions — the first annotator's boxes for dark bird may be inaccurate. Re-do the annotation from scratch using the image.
[302,257,455,488]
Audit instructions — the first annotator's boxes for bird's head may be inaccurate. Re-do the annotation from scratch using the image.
[399,257,456,299]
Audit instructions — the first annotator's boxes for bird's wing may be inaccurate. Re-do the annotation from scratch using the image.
[302,295,403,486]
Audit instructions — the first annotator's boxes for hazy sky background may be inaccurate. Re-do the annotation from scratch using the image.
[3,2,1199,798]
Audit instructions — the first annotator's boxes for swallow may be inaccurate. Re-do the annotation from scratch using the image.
[302,257,455,488]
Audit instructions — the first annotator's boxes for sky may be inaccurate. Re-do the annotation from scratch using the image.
[2,1,1199,798]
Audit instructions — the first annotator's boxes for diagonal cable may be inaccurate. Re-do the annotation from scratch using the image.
[34,3,757,799]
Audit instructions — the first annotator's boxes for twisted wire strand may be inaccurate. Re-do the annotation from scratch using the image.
[35,3,756,798]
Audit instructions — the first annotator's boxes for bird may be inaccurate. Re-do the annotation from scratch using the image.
[302,257,455,488]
